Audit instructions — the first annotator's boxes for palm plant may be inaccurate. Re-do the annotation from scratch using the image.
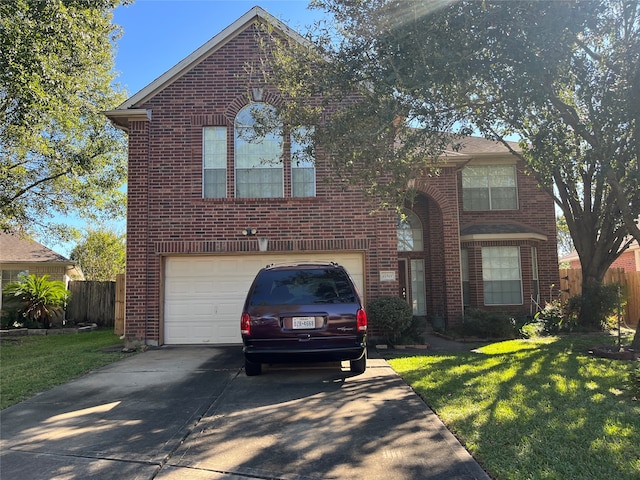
[3,274,70,329]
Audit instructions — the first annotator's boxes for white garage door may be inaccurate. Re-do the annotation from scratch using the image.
[163,253,365,345]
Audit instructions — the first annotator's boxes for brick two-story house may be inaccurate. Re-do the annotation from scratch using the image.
[106,7,559,346]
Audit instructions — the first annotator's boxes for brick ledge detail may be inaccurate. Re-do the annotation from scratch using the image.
[154,238,371,254]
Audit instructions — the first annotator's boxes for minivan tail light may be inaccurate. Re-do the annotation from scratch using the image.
[241,312,251,336]
[356,308,367,332]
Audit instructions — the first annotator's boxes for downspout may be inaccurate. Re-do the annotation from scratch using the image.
[145,117,151,345]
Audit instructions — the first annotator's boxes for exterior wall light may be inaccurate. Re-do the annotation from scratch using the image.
[242,228,257,236]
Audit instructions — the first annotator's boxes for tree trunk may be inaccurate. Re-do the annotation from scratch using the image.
[632,326,640,350]
[579,278,602,327]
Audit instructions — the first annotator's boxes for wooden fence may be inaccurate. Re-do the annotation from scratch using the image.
[559,269,640,327]
[66,276,125,334]
[114,274,125,336]
[67,281,116,327]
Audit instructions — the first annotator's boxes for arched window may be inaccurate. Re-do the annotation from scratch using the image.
[397,210,423,252]
[235,103,283,198]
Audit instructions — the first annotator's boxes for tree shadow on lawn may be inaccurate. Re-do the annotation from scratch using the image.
[387,336,640,480]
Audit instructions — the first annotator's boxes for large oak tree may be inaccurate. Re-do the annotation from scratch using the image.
[263,0,640,329]
[0,0,127,241]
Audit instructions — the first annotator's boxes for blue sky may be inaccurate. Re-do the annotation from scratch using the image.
[113,1,320,97]
[48,1,320,255]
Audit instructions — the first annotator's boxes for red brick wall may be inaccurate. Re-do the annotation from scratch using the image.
[123,21,559,343]
[123,24,400,344]
[570,250,638,272]
[459,163,560,314]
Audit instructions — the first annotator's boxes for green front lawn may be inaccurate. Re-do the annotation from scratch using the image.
[0,330,131,409]
[388,335,640,480]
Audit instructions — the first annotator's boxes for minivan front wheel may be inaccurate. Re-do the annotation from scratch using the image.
[350,350,367,374]
[245,358,262,376]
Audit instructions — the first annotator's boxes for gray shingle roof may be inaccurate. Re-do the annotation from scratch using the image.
[0,232,71,263]
[444,136,520,156]
[460,223,544,236]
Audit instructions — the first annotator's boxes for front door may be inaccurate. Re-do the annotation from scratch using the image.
[398,257,427,316]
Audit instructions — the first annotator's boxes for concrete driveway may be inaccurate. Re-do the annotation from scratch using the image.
[0,347,489,480]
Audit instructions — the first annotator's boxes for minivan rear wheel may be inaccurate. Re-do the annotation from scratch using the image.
[245,358,262,376]
[350,351,367,374]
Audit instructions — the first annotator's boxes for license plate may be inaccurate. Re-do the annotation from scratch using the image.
[292,316,316,329]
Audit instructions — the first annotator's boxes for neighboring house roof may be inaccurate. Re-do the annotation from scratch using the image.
[106,6,308,130]
[0,232,83,278]
[561,240,640,264]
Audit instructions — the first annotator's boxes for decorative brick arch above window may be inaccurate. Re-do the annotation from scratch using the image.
[224,90,283,122]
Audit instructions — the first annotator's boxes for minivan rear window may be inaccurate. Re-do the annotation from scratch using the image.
[249,268,357,306]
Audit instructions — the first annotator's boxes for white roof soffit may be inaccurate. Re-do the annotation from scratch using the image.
[117,6,310,110]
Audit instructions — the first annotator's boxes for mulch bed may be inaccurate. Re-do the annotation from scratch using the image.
[589,345,639,360]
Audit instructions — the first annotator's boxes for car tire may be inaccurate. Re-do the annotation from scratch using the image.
[350,351,367,374]
[245,358,262,376]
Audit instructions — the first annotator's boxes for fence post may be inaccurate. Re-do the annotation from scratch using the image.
[114,274,125,336]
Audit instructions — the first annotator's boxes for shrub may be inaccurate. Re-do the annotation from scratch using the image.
[0,308,33,329]
[367,296,413,345]
[520,320,545,339]
[2,274,70,329]
[398,315,428,344]
[534,299,575,334]
[461,309,517,338]
[566,283,623,330]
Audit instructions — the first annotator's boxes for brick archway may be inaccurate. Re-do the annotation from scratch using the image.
[408,172,464,327]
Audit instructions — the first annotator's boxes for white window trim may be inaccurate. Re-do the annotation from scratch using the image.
[202,126,227,199]
[462,164,519,211]
[482,246,524,306]
[234,103,284,199]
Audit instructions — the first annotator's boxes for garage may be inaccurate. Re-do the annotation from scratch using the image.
[163,252,365,345]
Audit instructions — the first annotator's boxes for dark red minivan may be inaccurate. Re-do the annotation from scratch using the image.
[240,262,367,376]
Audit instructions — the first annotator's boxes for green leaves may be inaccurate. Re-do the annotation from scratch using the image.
[267,0,640,288]
[0,0,127,238]
[3,274,70,329]
[69,228,125,281]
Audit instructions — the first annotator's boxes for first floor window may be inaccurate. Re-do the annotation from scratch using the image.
[1,270,28,310]
[461,248,470,306]
[410,259,426,315]
[531,247,540,304]
[203,126,227,198]
[482,246,523,305]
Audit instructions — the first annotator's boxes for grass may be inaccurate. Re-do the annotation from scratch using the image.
[387,334,640,480]
[0,330,132,409]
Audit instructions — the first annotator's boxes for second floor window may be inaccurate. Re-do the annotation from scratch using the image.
[203,126,227,198]
[291,126,315,197]
[462,164,518,211]
[235,103,283,198]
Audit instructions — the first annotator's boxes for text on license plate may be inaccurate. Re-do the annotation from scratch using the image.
[292,317,316,329]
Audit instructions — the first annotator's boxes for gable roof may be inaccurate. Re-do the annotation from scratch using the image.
[107,5,308,129]
[0,232,71,263]
[442,135,521,158]
[106,6,521,162]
